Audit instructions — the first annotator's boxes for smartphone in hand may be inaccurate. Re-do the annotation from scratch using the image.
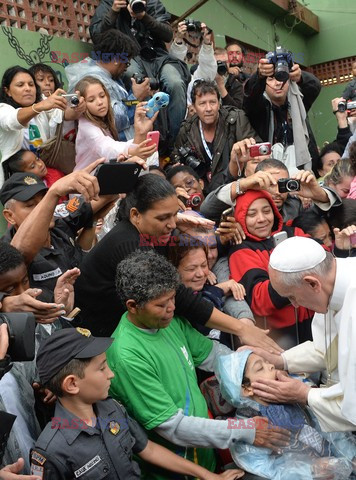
[146,131,160,150]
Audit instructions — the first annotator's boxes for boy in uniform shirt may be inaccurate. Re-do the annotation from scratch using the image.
[29,327,242,480]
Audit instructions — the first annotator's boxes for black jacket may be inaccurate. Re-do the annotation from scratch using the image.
[90,0,172,50]
[172,106,259,192]
[89,0,190,85]
[222,72,250,109]
[243,71,321,167]
[74,220,214,336]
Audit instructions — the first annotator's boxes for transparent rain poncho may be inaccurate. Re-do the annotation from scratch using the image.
[215,351,356,480]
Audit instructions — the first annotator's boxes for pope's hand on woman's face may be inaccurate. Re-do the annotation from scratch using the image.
[251,371,310,404]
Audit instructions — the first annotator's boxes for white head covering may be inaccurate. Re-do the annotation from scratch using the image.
[269,237,326,273]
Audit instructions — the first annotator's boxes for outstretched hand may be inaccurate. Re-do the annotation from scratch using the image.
[0,457,41,479]
[54,268,81,314]
[238,324,284,355]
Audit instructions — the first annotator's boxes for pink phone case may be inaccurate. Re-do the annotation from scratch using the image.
[147,131,160,149]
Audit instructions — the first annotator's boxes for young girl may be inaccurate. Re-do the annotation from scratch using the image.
[74,76,157,170]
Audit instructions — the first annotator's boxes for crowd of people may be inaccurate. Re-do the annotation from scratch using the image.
[0,0,356,479]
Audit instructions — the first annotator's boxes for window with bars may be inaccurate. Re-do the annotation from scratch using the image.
[308,57,356,87]
[0,0,100,41]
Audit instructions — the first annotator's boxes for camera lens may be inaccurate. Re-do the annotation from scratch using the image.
[274,62,290,83]
[70,96,79,106]
[190,194,202,207]
[286,179,300,192]
[258,145,269,155]
[338,101,347,113]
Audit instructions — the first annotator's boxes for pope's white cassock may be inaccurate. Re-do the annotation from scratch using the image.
[282,257,356,432]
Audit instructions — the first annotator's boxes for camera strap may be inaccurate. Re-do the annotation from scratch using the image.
[122,100,140,107]
[199,120,213,161]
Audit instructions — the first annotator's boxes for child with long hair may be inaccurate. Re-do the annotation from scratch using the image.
[75,76,157,170]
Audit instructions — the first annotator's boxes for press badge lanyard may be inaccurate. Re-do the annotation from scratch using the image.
[199,120,213,161]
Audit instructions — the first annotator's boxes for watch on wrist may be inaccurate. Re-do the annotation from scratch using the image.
[236,179,245,195]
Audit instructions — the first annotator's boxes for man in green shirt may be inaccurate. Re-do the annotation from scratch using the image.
[107,250,290,480]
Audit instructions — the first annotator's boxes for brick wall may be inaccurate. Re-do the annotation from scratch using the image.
[0,0,100,42]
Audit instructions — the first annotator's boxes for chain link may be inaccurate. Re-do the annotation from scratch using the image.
[1,26,53,66]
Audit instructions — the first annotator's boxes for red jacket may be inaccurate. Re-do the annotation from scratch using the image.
[229,190,313,329]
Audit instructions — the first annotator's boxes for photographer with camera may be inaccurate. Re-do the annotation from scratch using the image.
[214,43,249,109]
[170,21,217,107]
[172,79,259,193]
[243,47,321,173]
[90,0,190,144]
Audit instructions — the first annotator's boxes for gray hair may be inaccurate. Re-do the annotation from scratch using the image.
[115,249,180,308]
[3,198,15,210]
[276,251,334,287]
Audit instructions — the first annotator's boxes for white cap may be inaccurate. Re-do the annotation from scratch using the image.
[269,236,326,273]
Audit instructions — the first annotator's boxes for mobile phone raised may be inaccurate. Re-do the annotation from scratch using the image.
[94,162,142,195]
[145,92,170,118]
[146,131,160,149]
[273,231,288,247]
[220,207,234,224]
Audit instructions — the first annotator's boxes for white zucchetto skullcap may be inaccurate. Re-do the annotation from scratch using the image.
[269,237,326,273]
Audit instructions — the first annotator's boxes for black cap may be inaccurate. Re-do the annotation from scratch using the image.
[0,173,48,205]
[37,327,114,385]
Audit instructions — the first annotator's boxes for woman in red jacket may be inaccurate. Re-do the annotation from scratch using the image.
[229,189,314,349]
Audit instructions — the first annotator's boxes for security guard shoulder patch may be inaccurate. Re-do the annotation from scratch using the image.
[31,450,47,465]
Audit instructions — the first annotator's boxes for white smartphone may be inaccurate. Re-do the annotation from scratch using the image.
[273,231,288,247]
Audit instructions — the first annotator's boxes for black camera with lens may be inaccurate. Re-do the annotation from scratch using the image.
[183,19,202,34]
[266,46,293,83]
[137,34,157,61]
[278,178,300,193]
[176,146,202,171]
[217,61,228,76]
[0,312,36,362]
[338,100,356,114]
[127,0,146,14]
[132,73,160,91]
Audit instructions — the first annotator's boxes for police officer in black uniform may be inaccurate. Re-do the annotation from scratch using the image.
[30,328,243,480]
[0,159,116,303]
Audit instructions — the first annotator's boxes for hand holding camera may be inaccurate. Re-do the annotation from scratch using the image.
[112,0,127,12]
[289,170,329,203]
[258,58,275,79]
[131,75,151,101]
[176,21,188,40]
[265,46,293,83]
[35,88,67,112]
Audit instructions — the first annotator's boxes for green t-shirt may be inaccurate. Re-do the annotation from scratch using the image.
[107,313,216,479]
